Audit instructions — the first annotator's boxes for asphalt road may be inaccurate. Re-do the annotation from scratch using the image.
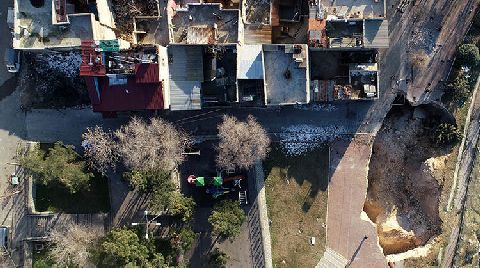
[0,1,29,266]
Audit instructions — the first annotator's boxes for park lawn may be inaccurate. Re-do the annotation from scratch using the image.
[34,173,110,213]
[264,145,329,268]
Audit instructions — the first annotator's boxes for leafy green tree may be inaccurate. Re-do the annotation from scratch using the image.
[457,44,480,67]
[124,170,171,192]
[171,227,197,252]
[148,178,176,213]
[132,171,196,222]
[208,248,229,268]
[167,192,196,222]
[99,228,150,267]
[149,253,168,268]
[208,200,246,240]
[21,142,93,193]
[433,123,462,145]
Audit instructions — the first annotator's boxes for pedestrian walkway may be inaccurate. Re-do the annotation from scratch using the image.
[317,136,387,268]
[316,247,348,268]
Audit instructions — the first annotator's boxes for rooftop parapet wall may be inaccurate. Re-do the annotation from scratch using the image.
[263,44,310,105]
[14,0,116,50]
[169,3,240,44]
[319,0,386,19]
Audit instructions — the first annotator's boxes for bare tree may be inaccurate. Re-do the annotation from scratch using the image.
[82,126,117,174]
[216,115,270,170]
[115,117,191,172]
[49,223,103,268]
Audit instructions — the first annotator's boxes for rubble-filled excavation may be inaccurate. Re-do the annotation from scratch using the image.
[364,104,454,257]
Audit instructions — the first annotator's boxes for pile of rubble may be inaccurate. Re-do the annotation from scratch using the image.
[111,0,160,40]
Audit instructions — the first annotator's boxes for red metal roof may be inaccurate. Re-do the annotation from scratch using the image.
[85,76,164,112]
[80,40,106,77]
[135,64,160,84]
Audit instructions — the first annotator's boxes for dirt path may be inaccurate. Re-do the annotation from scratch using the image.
[442,75,480,268]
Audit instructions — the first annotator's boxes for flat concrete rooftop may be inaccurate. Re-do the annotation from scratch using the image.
[263,44,309,105]
[170,4,239,44]
[15,0,94,48]
[320,0,385,19]
[134,17,170,46]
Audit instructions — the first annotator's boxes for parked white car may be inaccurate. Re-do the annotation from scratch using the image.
[4,49,20,73]
[7,7,14,30]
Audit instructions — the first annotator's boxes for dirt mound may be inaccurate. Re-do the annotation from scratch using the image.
[365,106,444,256]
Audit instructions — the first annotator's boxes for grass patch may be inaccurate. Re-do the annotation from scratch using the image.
[264,145,329,268]
[34,173,110,213]
[32,247,55,268]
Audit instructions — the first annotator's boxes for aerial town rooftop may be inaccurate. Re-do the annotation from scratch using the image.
[13,0,389,115]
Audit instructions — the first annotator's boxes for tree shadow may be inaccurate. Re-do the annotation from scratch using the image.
[263,144,330,213]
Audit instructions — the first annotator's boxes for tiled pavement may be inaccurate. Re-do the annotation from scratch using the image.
[318,135,388,268]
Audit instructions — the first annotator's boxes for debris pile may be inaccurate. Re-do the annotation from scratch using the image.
[18,52,89,109]
[293,103,338,112]
[36,51,81,78]
[279,125,345,155]
[111,0,159,40]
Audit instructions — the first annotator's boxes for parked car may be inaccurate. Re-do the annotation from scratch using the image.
[7,7,14,30]
[0,226,9,251]
[4,48,20,73]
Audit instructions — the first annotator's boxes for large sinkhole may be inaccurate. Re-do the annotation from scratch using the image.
[364,103,453,255]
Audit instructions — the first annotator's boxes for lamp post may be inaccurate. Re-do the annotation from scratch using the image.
[131,210,162,239]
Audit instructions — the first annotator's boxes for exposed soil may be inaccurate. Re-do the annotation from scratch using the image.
[365,105,448,256]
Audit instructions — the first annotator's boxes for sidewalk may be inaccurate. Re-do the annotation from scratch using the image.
[318,136,387,268]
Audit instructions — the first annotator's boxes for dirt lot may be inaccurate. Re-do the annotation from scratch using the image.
[264,145,329,268]
[365,105,453,256]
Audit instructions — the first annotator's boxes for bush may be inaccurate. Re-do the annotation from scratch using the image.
[208,248,229,268]
[457,44,480,67]
[448,71,472,106]
[433,123,462,145]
